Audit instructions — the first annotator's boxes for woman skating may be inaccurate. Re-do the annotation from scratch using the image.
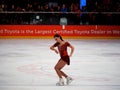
[50,34,74,86]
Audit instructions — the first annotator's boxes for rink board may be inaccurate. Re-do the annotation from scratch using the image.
[0,25,120,39]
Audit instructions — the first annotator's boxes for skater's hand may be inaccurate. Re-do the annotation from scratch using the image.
[54,49,59,54]
[50,46,59,54]
[69,54,72,57]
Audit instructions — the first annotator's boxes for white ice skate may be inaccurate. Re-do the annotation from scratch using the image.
[56,78,64,86]
[66,77,73,85]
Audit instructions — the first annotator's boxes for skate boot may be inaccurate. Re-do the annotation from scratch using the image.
[56,78,64,86]
[66,77,73,85]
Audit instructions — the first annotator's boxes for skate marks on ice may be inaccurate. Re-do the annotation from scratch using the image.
[16,62,110,81]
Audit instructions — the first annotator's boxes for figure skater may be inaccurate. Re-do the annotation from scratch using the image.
[50,34,74,86]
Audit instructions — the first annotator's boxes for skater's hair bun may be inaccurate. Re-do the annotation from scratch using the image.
[54,34,64,41]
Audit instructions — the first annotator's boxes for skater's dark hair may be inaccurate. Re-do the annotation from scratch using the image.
[54,34,64,41]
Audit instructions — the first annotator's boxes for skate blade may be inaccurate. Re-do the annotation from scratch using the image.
[56,83,64,86]
[66,79,73,85]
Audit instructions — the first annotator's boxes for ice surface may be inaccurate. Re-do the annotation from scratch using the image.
[0,39,120,90]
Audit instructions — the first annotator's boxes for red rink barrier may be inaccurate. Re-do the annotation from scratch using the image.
[0,25,120,39]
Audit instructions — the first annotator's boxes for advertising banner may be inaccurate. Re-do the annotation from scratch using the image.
[0,25,120,39]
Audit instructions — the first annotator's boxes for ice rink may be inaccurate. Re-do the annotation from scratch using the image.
[0,39,120,90]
